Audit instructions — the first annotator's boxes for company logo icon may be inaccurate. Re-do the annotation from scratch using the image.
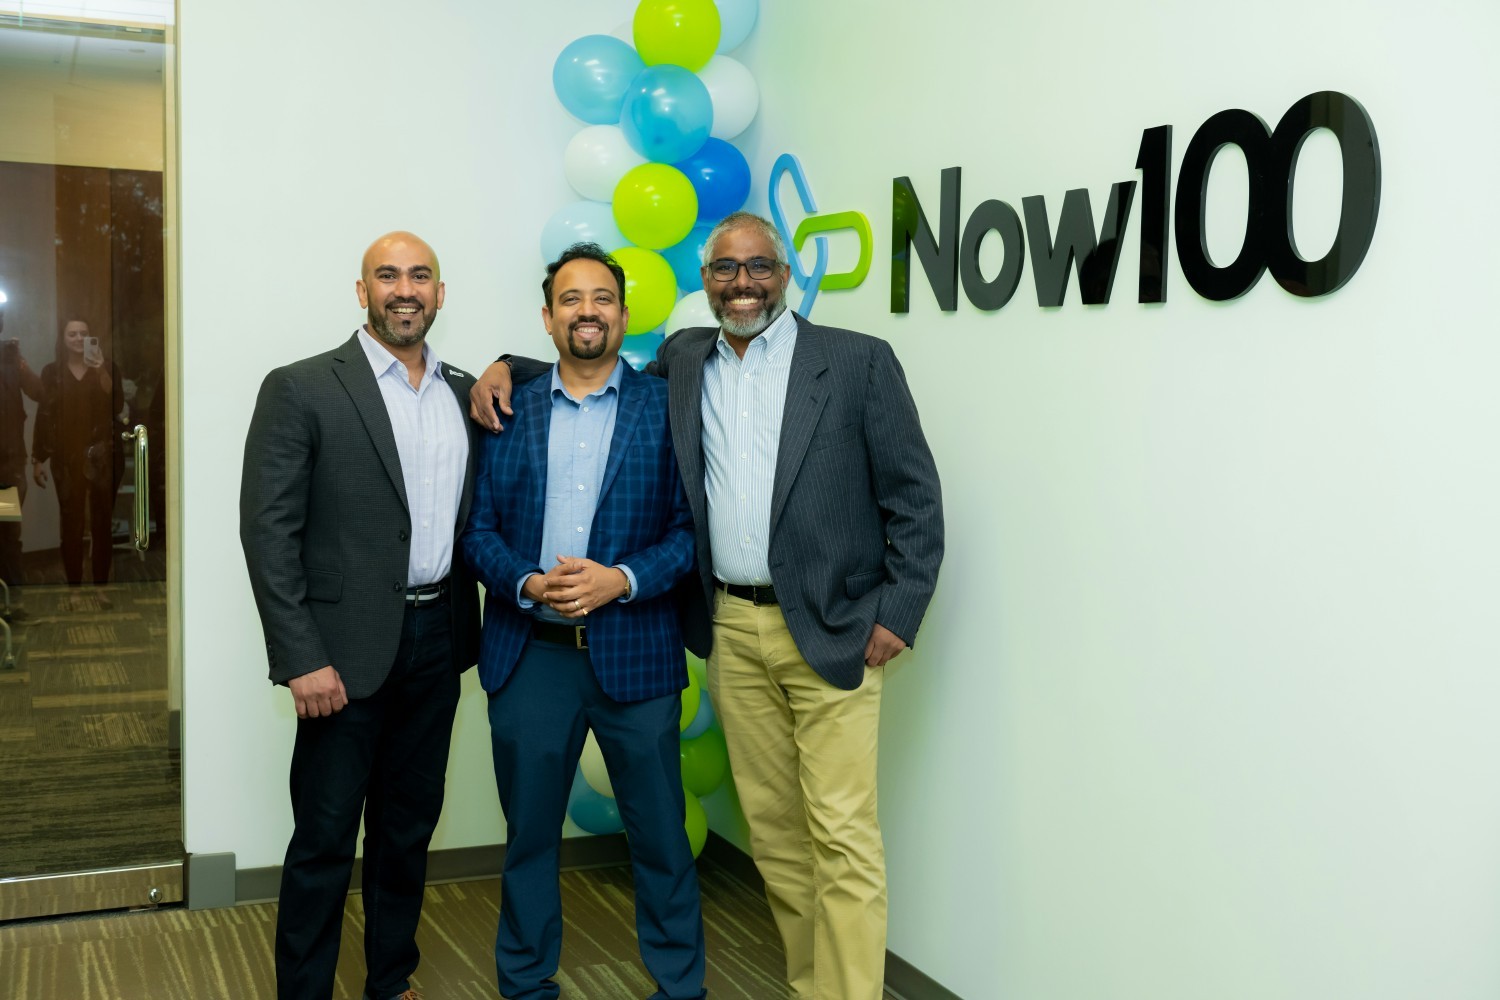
[768,153,872,318]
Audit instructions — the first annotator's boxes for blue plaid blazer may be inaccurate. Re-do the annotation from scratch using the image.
[461,360,695,702]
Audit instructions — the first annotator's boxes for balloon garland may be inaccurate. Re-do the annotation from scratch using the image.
[549,0,759,855]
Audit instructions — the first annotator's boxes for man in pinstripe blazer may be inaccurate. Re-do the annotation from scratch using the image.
[462,244,706,1000]
[241,232,480,1000]
[471,214,944,1000]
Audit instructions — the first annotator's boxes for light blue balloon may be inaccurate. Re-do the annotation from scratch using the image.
[620,65,713,164]
[715,0,758,52]
[681,689,716,740]
[553,35,645,125]
[541,200,627,263]
[661,223,714,292]
[620,331,665,371]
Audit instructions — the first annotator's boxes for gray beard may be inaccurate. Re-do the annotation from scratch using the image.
[716,297,787,340]
[369,311,429,348]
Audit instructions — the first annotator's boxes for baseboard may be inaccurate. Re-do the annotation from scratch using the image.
[702,832,964,1000]
[222,833,632,906]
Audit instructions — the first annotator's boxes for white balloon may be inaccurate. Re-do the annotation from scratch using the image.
[564,125,647,203]
[715,0,758,52]
[580,730,614,798]
[666,290,717,336]
[699,56,759,140]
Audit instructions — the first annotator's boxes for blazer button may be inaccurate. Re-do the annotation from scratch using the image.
[399,529,409,541]
[392,582,403,592]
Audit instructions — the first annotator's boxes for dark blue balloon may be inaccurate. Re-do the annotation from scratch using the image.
[553,35,645,125]
[661,223,715,292]
[568,784,624,834]
[674,139,751,222]
[621,65,713,163]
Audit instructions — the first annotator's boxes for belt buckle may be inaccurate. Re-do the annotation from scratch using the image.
[573,625,587,650]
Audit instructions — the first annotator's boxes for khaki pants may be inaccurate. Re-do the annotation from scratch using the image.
[707,588,886,1000]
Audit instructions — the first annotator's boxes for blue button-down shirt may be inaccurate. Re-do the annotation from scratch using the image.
[356,327,468,587]
[520,360,638,621]
[701,307,798,586]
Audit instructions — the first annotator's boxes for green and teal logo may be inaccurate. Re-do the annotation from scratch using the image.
[769,153,872,318]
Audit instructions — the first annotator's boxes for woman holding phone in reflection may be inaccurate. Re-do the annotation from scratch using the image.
[32,319,125,608]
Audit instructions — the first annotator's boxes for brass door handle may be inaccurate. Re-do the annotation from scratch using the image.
[121,425,149,553]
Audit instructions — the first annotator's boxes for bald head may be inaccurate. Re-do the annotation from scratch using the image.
[356,230,445,351]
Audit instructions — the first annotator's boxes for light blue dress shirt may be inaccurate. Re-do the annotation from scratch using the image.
[519,360,638,622]
[700,307,798,586]
[355,328,468,587]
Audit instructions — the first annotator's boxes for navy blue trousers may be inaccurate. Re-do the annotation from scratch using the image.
[276,599,460,1000]
[487,638,707,1000]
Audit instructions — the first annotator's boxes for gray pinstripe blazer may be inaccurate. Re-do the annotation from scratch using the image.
[655,314,944,691]
[240,332,481,700]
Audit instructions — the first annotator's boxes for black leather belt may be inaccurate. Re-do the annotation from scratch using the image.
[532,619,588,649]
[716,581,778,606]
[405,580,449,605]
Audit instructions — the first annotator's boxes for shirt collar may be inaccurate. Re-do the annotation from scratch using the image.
[357,326,442,384]
[549,356,624,403]
[715,306,799,362]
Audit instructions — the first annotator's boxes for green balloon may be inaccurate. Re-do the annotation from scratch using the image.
[613,163,698,251]
[633,0,721,72]
[679,727,728,797]
[684,789,708,858]
[679,665,702,732]
[612,246,677,333]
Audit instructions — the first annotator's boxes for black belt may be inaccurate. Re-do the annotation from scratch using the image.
[405,579,449,605]
[716,581,778,606]
[532,619,588,649]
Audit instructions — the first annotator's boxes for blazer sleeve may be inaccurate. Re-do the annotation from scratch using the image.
[239,367,330,682]
[862,339,945,646]
[460,415,544,608]
[31,364,56,465]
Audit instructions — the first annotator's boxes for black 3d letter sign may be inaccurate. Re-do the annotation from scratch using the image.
[891,91,1380,313]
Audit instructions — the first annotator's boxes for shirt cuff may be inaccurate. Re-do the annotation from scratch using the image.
[516,572,540,610]
[615,564,638,603]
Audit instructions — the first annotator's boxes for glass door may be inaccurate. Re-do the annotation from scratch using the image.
[0,5,178,920]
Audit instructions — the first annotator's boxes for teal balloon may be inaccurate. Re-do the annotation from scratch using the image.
[621,331,665,370]
[662,223,714,292]
[568,771,625,834]
[715,0,758,51]
[620,65,713,163]
[541,200,626,263]
[679,727,729,797]
[553,35,645,124]
[680,686,715,739]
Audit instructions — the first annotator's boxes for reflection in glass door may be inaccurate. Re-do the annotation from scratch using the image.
[0,8,178,920]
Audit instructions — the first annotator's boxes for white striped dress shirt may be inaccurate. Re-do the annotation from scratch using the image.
[700,308,798,586]
[356,327,469,587]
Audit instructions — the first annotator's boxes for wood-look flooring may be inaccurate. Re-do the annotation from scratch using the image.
[1,859,798,999]
[0,570,181,881]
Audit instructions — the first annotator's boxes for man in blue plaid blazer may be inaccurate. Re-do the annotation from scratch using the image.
[461,244,706,1000]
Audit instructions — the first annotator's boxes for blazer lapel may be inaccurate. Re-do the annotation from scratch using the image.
[600,364,644,503]
[669,330,716,522]
[442,365,478,537]
[331,332,409,513]
[770,318,829,533]
[518,376,551,518]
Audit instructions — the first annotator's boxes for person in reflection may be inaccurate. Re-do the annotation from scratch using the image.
[31,318,125,609]
[239,231,481,1000]
[462,243,705,1000]
[0,306,45,618]
[469,213,945,1000]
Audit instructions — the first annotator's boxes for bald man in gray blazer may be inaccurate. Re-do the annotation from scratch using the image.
[241,232,479,1000]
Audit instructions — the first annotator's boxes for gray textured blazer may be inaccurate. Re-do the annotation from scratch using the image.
[240,332,481,700]
[654,314,944,691]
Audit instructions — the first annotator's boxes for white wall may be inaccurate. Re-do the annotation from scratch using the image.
[737,3,1500,999]
[180,2,1500,998]
[178,0,629,869]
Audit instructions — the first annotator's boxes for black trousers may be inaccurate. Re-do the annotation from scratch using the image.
[275,598,460,1000]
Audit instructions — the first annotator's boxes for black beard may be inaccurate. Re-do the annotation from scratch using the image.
[567,319,609,360]
[369,303,430,348]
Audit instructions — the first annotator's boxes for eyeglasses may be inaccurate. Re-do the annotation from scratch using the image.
[706,257,780,282]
